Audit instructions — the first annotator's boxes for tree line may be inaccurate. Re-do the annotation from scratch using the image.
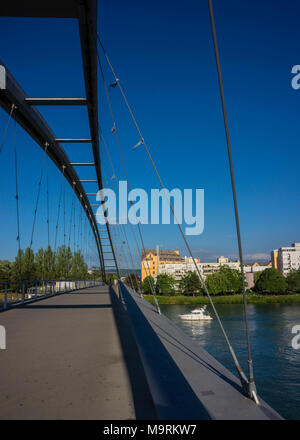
[141,266,300,296]
[0,246,90,282]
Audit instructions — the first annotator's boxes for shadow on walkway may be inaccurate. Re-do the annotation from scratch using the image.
[109,286,158,420]
[117,284,213,420]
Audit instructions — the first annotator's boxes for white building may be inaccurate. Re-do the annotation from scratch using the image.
[158,258,203,281]
[158,256,241,282]
[277,242,300,275]
[243,262,272,273]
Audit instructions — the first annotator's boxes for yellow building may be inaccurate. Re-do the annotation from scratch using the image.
[271,250,279,269]
[141,248,184,281]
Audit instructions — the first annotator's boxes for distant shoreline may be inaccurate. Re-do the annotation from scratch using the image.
[143,293,300,305]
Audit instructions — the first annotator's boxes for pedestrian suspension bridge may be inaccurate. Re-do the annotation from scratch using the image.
[0,0,282,420]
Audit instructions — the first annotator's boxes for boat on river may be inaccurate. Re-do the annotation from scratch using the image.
[179,306,213,321]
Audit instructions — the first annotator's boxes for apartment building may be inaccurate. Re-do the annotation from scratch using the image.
[141,248,184,281]
[244,261,272,273]
[141,247,275,287]
[274,242,300,275]
[159,256,202,281]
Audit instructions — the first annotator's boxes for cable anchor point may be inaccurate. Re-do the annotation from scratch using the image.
[131,139,144,151]
[109,78,119,88]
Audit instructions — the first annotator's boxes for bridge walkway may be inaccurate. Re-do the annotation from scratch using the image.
[0,285,154,419]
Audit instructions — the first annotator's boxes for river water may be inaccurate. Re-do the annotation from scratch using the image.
[160,303,300,420]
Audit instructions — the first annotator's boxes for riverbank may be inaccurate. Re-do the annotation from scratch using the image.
[144,293,300,305]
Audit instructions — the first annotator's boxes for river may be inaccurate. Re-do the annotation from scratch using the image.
[160,303,300,420]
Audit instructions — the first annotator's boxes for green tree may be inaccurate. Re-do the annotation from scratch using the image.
[35,248,46,280]
[254,268,287,294]
[124,273,141,291]
[222,266,244,292]
[205,271,225,295]
[179,271,202,296]
[142,275,155,294]
[11,249,24,282]
[44,246,56,279]
[8,246,90,283]
[0,260,12,282]
[90,266,102,281]
[205,266,243,295]
[286,270,300,293]
[22,247,36,281]
[71,250,88,280]
[156,274,176,296]
[55,245,73,279]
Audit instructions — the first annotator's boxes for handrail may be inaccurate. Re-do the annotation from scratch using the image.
[0,279,104,312]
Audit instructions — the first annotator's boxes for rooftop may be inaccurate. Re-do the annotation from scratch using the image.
[142,249,184,262]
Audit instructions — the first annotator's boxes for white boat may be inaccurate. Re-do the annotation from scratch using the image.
[179,306,213,321]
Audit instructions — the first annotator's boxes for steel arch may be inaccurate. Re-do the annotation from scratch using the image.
[0,0,120,279]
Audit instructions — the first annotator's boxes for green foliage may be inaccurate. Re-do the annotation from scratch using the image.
[124,273,141,291]
[0,260,12,283]
[144,293,300,305]
[35,246,56,280]
[155,274,176,296]
[89,267,103,281]
[142,275,155,294]
[10,249,24,281]
[71,250,88,279]
[285,270,300,293]
[178,271,202,295]
[105,273,118,284]
[254,268,287,294]
[0,245,90,282]
[205,266,243,295]
[254,271,263,284]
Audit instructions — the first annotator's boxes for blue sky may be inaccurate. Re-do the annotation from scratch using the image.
[0,0,299,267]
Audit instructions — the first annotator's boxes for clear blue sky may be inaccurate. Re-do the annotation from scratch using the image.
[0,0,299,267]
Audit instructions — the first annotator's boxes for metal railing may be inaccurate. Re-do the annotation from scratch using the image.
[0,279,104,311]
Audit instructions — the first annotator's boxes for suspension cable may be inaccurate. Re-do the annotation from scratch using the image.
[68,183,75,249]
[73,202,77,255]
[46,154,50,249]
[30,144,48,250]
[100,163,133,285]
[13,119,21,257]
[54,170,64,253]
[0,103,15,154]
[96,50,160,311]
[63,168,66,249]
[77,203,82,252]
[207,0,257,401]
[101,132,142,293]
[100,129,157,302]
[96,33,250,391]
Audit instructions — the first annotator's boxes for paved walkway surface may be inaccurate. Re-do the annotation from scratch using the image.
[0,286,136,419]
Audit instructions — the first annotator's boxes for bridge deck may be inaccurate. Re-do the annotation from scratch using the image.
[0,284,282,420]
[120,284,283,420]
[0,286,137,419]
